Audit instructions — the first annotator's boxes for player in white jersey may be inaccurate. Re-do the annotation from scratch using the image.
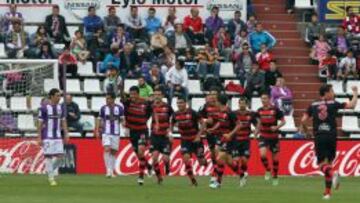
[37,88,69,186]
[95,93,124,178]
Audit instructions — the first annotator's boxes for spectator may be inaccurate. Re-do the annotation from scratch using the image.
[101,44,120,73]
[0,15,5,42]
[111,25,131,50]
[271,77,293,115]
[233,29,249,56]
[339,50,357,79]
[83,6,103,40]
[125,6,145,41]
[138,76,153,99]
[212,26,232,61]
[3,4,23,33]
[103,6,121,35]
[159,46,176,75]
[306,13,324,45]
[342,6,360,38]
[163,7,177,38]
[120,43,140,78]
[249,23,276,53]
[70,30,90,63]
[183,8,204,45]
[63,94,83,132]
[30,25,51,57]
[245,63,265,97]
[45,5,70,43]
[330,26,351,57]
[196,43,221,79]
[256,44,274,71]
[227,10,247,42]
[246,14,257,34]
[5,21,30,59]
[310,34,331,64]
[265,60,283,88]
[145,7,162,36]
[166,59,189,103]
[150,27,168,56]
[103,66,122,96]
[38,42,56,59]
[88,27,109,66]
[235,43,256,86]
[170,23,192,55]
[320,50,338,80]
[145,64,165,89]
[183,48,198,76]
[205,6,224,42]
[58,45,78,89]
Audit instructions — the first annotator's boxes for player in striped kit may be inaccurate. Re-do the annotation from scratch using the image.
[37,88,69,186]
[95,93,125,178]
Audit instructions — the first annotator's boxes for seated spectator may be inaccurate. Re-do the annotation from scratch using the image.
[159,46,176,75]
[151,27,168,56]
[5,21,30,59]
[166,59,189,103]
[63,94,83,132]
[249,23,276,53]
[3,4,23,33]
[169,23,192,55]
[103,6,121,35]
[205,6,224,42]
[38,42,56,59]
[88,27,109,66]
[235,43,256,85]
[342,6,360,38]
[83,6,103,40]
[0,15,5,42]
[145,64,165,89]
[306,13,324,45]
[101,44,120,73]
[183,48,198,76]
[58,45,78,89]
[163,7,177,38]
[227,10,247,42]
[265,60,283,89]
[320,50,338,80]
[103,66,122,96]
[233,29,249,56]
[45,5,70,43]
[70,30,90,63]
[183,8,204,45]
[212,26,232,61]
[145,7,162,36]
[245,63,265,98]
[330,26,351,57]
[246,14,257,34]
[196,43,221,79]
[111,25,131,50]
[30,25,51,57]
[256,44,274,71]
[310,34,331,64]
[339,50,357,79]
[125,6,145,41]
[120,43,140,78]
[138,76,153,99]
[271,77,293,115]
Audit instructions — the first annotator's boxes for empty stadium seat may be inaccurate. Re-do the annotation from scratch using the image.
[280,116,297,132]
[0,97,8,111]
[231,97,239,111]
[80,115,95,131]
[251,98,261,111]
[30,96,43,111]
[84,79,102,94]
[124,79,138,93]
[295,0,314,9]
[78,62,95,77]
[328,80,345,96]
[171,97,178,112]
[342,116,360,132]
[10,97,28,111]
[188,80,202,94]
[220,62,234,77]
[44,79,60,93]
[191,98,205,111]
[68,26,80,36]
[0,43,6,58]
[346,81,360,95]
[53,44,65,50]
[91,97,106,112]
[350,134,360,139]
[24,26,38,35]
[66,79,82,94]
[17,114,36,131]
[72,97,90,112]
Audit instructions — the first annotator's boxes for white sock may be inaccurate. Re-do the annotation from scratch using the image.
[104,152,111,174]
[45,158,54,180]
[52,157,63,172]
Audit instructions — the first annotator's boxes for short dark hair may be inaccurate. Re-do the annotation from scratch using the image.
[212,6,219,11]
[106,92,116,99]
[108,6,115,12]
[130,6,137,10]
[149,7,156,12]
[49,88,60,97]
[319,84,332,97]
[177,96,187,102]
[235,10,241,15]
[129,86,140,93]
[53,5,59,10]
[88,6,95,12]
[218,94,228,105]
[261,92,271,98]
[238,97,248,104]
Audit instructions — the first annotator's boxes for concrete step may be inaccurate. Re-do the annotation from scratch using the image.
[270,30,301,38]
[283,75,320,83]
[263,22,298,30]
[253,0,286,4]
[256,14,296,22]
[287,83,322,92]
[277,38,308,47]
[253,4,287,14]
[278,65,318,74]
[277,57,311,65]
[293,91,320,99]
[272,48,309,55]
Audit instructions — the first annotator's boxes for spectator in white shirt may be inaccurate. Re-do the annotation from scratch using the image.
[339,50,357,79]
[125,6,145,41]
[166,59,188,104]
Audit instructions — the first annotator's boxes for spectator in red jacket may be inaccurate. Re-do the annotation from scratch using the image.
[342,6,360,38]
[212,26,232,61]
[320,50,338,80]
[183,8,204,45]
[256,44,273,71]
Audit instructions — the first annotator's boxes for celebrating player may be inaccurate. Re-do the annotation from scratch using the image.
[37,88,69,186]
[255,93,285,186]
[123,86,152,185]
[150,88,173,184]
[232,97,257,187]
[300,84,357,200]
[172,97,207,186]
[95,93,124,178]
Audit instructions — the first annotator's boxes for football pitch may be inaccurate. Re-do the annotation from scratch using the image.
[0,175,359,203]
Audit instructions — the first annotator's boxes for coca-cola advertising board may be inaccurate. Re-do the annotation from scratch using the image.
[0,138,359,176]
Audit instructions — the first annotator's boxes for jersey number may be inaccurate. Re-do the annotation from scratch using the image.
[318,104,328,121]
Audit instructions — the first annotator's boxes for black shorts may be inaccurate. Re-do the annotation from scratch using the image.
[150,135,171,155]
[217,138,232,154]
[206,133,219,151]
[314,133,337,164]
[129,130,149,153]
[230,140,251,158]
[181,140,205,159]
[258,137,280,154]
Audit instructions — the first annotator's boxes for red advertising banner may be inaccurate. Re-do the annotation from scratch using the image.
[0,138,359,176]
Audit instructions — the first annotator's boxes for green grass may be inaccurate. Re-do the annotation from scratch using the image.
[0,175,359,203]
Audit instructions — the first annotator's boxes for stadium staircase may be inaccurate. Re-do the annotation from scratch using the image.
[253,0,322,125]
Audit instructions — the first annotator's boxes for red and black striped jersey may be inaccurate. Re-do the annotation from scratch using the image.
[233,110,257,140]
[124,98,151,132]
[151,101,173,136]
[199,103,221,128]
[213,108,237,136]
[172,109,199,141]
[256,106,284,139]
